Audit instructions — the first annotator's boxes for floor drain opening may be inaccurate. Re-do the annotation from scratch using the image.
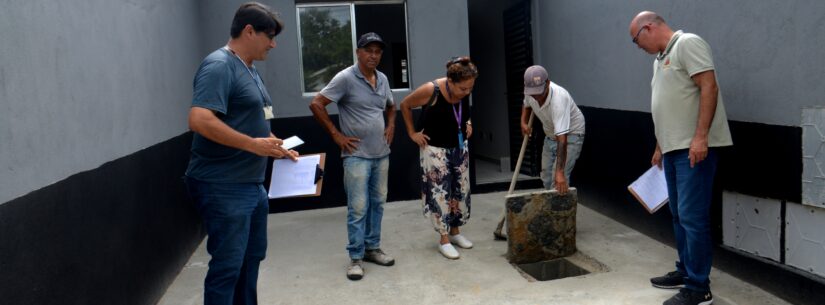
[516,258,590,281]
[513,251,610,282]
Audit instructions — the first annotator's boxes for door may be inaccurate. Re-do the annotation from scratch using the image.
[503,0,541,176]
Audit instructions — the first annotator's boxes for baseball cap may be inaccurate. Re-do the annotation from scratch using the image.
[357,32,386,49]
[523,65,548,95]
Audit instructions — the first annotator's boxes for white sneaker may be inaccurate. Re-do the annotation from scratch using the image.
[439,243,460,259]
[448,234,474,249]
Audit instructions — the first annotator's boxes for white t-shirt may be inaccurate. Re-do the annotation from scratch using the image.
[523,82,585,136]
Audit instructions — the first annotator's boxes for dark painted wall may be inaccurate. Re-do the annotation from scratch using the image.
[0,134,203,305]
[573,106,801,240]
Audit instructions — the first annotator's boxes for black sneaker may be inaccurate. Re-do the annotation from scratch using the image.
[663,288,713,305]
[651,271,685,289]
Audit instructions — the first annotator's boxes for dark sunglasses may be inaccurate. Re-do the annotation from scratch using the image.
[632,25,648,44]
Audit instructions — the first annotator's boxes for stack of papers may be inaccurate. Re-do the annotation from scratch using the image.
[628,165,669,213]
[268,154,321,199]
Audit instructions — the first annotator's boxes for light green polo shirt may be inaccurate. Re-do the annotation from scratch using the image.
[651,30,733,154]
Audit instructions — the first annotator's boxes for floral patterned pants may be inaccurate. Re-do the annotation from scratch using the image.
[420,141,471,235]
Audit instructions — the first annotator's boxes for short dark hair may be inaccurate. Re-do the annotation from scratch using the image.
[230,2,284,38]
[445,56,479,83]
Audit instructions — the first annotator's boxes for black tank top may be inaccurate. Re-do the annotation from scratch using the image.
[421,88,470,149]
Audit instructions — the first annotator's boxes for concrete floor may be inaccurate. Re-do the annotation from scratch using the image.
[158,189,789,305]
[473,158,532,184]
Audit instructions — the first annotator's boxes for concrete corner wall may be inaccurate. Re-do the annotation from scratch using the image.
[0,1,205,304]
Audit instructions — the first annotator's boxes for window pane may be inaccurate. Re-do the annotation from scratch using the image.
[299,5,353,92]
[354,3,409,89]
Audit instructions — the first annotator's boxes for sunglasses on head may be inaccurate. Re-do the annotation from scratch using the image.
[448,56,471,66]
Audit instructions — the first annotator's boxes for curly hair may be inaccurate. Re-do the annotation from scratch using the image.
[445,56,479,82]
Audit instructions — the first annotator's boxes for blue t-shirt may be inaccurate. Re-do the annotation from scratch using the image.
[185,48,273,183]
[320,65,393,158]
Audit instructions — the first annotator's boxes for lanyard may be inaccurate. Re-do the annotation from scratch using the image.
[445,80,463,125]
[446,80,465,150]
[224,47,271,106]
[451,102,462,127]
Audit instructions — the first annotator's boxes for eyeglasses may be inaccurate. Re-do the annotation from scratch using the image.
[448,56,471,67]
[632,25,648,44]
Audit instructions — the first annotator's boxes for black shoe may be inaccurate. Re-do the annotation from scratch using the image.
[663,288,713,305]
[651,270,685,289]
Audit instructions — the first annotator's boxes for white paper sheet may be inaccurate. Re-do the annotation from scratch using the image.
[281,136,304,150]
[628,165,669,213]
[268,154,320,198]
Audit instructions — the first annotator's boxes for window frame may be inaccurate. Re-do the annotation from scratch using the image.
[296,0,411,96]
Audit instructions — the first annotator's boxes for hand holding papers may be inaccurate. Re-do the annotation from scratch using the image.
[628,165,669,213]
[268,153,325,199]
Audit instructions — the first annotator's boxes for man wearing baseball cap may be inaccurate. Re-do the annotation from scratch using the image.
[520,65,586,195]
[310,32,395,280]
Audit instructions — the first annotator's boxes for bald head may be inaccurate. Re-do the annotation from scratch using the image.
[629,11,673,55]
[631,11,665,30]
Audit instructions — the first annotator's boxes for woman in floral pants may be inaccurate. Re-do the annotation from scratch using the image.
[400,56,478,259]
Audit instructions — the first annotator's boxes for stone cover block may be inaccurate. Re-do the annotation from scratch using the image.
[506,188,577,264]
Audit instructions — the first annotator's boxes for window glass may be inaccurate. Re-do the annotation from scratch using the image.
[298,5,353,92]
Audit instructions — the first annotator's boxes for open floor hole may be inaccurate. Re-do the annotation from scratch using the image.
[513,251,609,282]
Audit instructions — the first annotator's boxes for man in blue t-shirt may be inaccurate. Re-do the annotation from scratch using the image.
[184,3,297,305]
[309,32,396,281]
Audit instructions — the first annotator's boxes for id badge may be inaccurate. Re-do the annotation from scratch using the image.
[263,106,274,120]
[457,132,464,150]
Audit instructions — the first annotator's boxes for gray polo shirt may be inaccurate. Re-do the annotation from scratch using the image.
[320,65,394,158]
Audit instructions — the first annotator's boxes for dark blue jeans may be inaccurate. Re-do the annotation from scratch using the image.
[662,148,718,293]
[185,177,269,305]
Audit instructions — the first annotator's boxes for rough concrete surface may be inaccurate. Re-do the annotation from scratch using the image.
[506,189,578,264]
[158,190,789,305]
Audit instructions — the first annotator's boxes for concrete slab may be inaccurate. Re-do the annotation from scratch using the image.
[158,189,789,305]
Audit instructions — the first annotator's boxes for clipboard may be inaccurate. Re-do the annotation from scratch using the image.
[268,153,325,199]
[627,165,669,214]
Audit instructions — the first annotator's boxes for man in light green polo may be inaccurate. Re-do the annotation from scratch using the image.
[629,11,733,305]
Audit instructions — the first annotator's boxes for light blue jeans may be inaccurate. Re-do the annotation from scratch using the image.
[541,134,585,190]
[342,156,389,260]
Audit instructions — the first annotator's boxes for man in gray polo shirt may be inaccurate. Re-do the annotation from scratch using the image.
[309,32,396,281]
[630,11,732,305]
